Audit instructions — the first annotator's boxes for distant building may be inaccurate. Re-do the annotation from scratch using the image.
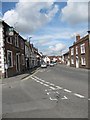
[25,41,32,70]
[42,55,50,64]
[63,51,70,66]
[0,21,26,78]
[69,33,90,69]
[48,56,62,63]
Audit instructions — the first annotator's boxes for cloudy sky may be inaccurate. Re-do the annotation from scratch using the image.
[1,0,89,55]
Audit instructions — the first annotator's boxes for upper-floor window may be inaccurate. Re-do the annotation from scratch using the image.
[71,48,74,56]
[7,50,13,67]
[21,40,24,50]
[80,43,85,54]
[21,54,25,65]
[6,37,12,44]
[15,35,19,47]
[81,57,86,65]
[76,46,78,55]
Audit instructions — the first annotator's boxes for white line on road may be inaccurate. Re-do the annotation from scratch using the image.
[33,76,45,82]
[64,89,72,93]
[56,86,62,89]
[49,97,57,101]
[39,82,44,84]
[49,86,56,90]
[45,81,50,84]
[50,83,55,86]
[47,92,50,95]
[61,96,68,100]
[30,76,40,83]
[74,93,85,98]
[43,84,49,87]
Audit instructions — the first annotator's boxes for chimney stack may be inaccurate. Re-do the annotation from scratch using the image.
[76,34,80,42]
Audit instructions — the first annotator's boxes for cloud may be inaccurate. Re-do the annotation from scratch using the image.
[49,43,66,51]
[3,0,59,34]
[61,0,89,25]
[40,43,66,56]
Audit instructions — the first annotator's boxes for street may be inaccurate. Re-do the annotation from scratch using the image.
[2,64,89,118]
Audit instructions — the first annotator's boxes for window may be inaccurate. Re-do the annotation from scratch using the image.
[7,50,13,67]
[71,58,74,64]
[15,35,19,47]
[7,37,12,44]
[76,46,78,55]
[21,41,24,49]
[80,43,85,54]
[71,48,74,55]
[22,54,25,65]
[81,57,86,65]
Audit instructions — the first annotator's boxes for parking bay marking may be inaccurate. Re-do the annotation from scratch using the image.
[64,89,72,93]
[49,97,57,101]
[74,93,85,98]
[31,76,86,100]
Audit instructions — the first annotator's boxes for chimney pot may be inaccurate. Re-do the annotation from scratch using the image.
[87,31,90,34]
[76,34,80,41]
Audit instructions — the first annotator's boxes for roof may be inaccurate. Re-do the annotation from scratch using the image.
[69,34,89,48]
[63,51,69,56]
[2,20,26,42]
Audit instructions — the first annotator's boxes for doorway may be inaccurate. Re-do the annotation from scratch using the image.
[76,57,79,68]
[16,53,20,72]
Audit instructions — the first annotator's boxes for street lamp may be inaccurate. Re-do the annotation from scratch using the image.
[28,36,32,43]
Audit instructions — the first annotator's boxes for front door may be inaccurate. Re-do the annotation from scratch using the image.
[16,53,20,72]
[76,58,79,68]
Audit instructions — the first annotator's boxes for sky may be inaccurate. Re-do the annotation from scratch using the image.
[1,0,89,56]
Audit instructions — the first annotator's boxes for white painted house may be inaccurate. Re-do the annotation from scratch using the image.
[0,21,5,78]
[42,56,50,64]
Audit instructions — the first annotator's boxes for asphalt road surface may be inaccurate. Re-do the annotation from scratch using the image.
[2,64,89,118]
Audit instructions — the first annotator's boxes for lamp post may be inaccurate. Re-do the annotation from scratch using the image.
[28,36,32,43]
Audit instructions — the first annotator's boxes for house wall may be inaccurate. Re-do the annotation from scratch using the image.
[0,22,5,78]
[69,36,89,69]
[3,22,25,77]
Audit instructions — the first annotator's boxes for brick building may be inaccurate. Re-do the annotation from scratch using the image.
[0,20,26,78]
[69,33,90,69]
[63,51,70,66]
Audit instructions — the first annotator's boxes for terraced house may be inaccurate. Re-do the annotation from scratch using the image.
[69,33,90,69]
[0,20,26,78]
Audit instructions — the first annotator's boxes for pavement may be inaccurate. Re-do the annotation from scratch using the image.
[1,67,40,85]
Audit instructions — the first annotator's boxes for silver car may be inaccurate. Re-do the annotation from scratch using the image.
[41,63,47,68]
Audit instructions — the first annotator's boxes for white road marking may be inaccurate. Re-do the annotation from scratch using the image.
[49,97,57,101]
[50,83,55,86]
[45,81,50,84]
[39,82,43,84]
[64,89,72,93]
[56,91,59,94]
[47,92,50,95]
[33,76,45,82]
[36,80,40,83]
[56,86,62,89]
[43,84,49,87]
[30,76,40,83]
[31,76,87,100]
[49,86,56,90]
[74,93,85,98]
[45,89,48,91]
[61,96,68,100]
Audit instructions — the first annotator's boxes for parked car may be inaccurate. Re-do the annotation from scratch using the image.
[49,61,54,67]
[53,62,57,65]
[41,63,47,68]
